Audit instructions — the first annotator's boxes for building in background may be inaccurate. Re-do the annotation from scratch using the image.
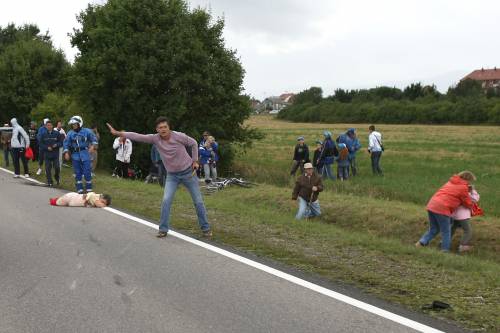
[462,67,500,90]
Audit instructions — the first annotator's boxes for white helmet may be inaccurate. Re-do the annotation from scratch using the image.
[68,116,83,127]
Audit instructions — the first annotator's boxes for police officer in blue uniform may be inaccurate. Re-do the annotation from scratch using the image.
[63,116,98,193]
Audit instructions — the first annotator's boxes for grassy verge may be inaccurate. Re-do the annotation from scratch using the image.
[1,153,499,331]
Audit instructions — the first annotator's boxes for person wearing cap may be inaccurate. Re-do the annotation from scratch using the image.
[312,140,323,174]
[292,162,323,220]
[317,130,338,180]
[63,116,98,193]
[290,136,310,176]
[337,128,361,177]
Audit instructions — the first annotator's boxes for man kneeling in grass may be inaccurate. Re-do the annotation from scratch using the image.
[106,117,212,238]
[50,192,111,208]
[292,163,323,219]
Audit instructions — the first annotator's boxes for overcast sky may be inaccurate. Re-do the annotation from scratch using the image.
[1,0,499,99]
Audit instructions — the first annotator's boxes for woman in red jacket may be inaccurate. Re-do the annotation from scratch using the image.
[416,171,475,252]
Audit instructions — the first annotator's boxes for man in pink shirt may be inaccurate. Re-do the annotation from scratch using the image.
[107,117,211,238]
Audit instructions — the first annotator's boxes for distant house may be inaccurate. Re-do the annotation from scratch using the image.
[462,67,500,90]
[250,98,262,113]
[262,93,296,114]
[279,93,295,103]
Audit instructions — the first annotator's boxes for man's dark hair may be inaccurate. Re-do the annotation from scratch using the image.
[369,125,375,131]
[155,116,170,127]
[45,120,52,125]
[101,194,112,206]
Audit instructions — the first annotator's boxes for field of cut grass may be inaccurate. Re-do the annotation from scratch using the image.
[1,117,499,331]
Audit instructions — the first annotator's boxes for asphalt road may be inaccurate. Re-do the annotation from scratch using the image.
[0,170,450,333]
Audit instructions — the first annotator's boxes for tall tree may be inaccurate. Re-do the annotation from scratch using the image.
[0,25,68,125]
[71,0,258,170]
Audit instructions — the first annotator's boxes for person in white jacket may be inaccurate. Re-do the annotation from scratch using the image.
[367,125,383,175]
[112,136,132,178]
[9,118,30,178]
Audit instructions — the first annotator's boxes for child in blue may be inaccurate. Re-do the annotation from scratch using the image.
[336,143,350,181]
[63,116,98,193]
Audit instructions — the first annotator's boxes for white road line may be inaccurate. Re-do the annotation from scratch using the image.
[0,167,443,333]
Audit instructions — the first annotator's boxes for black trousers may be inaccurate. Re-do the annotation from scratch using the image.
[370,151,383,175]
[11,148,29,175]
[116,160,129,178]
[45,155,60,185]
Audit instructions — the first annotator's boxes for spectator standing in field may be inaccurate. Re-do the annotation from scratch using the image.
[416,171,476,252]
[199,135,219,183]
[39,121,63,186]
[290,136,310,177]
[292,163,323,220]
[312,140,323,174]
[317,131,338,180]
[198,131,210,179]
[90,125,100,174]
[106,117,212,238]
[451,185,481,253]
[337,143,350,181]
[36,118,50,175]
[10,118,30,178]
[55,120,66,166]
[337,128,361,176]
[368,125,383,175]
[28,121,39,163]
[63,116,98,193]
[1,124,13,167]
[150,145,166,187]
[112,136,133,178]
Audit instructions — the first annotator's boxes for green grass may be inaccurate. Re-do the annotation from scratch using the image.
[2,117,500,332]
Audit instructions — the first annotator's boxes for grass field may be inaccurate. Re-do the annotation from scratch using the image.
[1,117,499,331]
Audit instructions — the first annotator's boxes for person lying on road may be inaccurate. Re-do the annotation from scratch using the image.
[49,192,111,208]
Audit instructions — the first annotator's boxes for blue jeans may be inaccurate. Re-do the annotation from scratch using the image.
[370,151,383,175]
[338,165,349,180]
[3,147,11,166]
[349,155,357,176]
[159,167,210,232]
[321,163,335,180]
[419,211,452,251]
[295,197,321,220]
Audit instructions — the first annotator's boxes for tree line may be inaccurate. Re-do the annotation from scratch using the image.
[0,0,259,171]
[278,81,500,124]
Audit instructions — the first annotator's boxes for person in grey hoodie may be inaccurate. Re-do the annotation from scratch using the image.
[10,118,30,177]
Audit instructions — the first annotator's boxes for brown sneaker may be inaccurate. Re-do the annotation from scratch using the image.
[415,241,423,248]
[156,231,168,238]
[202,230,213,238]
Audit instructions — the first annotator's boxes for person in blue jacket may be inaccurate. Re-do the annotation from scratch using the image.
[317,131,338,180]
[337,128,361,177]
[39,120,63,186]
[35,118,50,175]
[199,135,219,183]
[63,116,98,193]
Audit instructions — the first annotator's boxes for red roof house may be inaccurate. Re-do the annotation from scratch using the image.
[462,68,500,89]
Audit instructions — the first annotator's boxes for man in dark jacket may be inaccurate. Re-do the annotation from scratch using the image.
[292,163,323,219]
[39,121,63,186]
[290,136,310,176]
[1,124,13,167]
